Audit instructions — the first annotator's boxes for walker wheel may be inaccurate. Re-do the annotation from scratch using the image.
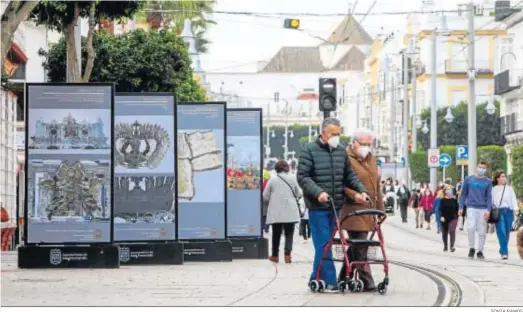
[347,279,357,292]
[318,280,326,293]
[309,280,319,293]
[338,280,347,293]
[377,282,387,295]
[356,280,364,292]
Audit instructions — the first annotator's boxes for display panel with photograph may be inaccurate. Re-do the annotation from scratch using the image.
[114,94,176,241]
[226,109,263,237]
[177,103,226,240]
[25,83,114,244]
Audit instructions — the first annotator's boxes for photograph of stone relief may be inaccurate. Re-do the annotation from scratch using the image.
[177,130,224,201]
[114,116,175,175]
[113,176,175,224]
[27,159,111,222]
[28,109,111,152]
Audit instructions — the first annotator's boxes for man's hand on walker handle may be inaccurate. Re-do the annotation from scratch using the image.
[317,192,329,203]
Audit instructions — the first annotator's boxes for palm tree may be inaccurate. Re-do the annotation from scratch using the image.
[136,0,215,53]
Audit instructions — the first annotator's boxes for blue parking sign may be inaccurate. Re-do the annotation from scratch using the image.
[456,145,469,166]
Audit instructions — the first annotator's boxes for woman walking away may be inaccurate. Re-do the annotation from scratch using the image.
[263,160,301,263]
[409,188,422,228]
[492,171,518,260]
[434,187,444,234]
[420,189,435,230]
[440,185,459,252]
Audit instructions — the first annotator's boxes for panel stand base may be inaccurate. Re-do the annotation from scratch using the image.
[183,240,232,262]
[231,237,269,259]
[116,242,184,265]
[18,244,120,269]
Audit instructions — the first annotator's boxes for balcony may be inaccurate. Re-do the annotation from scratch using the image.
[445,60,493,74]
[501,113,523,135]
[494,69,523,95]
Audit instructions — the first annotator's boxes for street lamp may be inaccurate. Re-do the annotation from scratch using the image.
[486,95,496,115]
[422,120,429,134]
[283,129,294,159]
[444,107,454,123]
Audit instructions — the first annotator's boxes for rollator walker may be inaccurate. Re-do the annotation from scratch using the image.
[308,196,390,295]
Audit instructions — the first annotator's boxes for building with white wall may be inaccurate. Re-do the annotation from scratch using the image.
[493,5,523,176]
[1,1,48,244]
[206,16,372,138]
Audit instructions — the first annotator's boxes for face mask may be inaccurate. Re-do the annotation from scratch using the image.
[446,190,453,196]
[328,135,340,148]
[357,146,370,158]
[477,168,486,176]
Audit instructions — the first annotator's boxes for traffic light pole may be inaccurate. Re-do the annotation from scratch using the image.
[402,52,410,186]
[323,111,330,119]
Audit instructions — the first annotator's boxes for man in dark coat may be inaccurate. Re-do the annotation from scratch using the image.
[297,117,368,292]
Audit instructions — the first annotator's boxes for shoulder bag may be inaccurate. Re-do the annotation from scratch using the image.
[277,175,304,218]
[488,185,505,224]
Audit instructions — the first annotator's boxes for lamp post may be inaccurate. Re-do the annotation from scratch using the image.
[429,12,449,191]
[444,107,455,123]
[421,120,429,134]
[283,129,294,160]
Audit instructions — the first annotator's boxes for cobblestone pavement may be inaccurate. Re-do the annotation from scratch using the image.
[2,212,522,306]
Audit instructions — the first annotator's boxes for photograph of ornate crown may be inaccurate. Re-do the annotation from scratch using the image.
[29,113,109,150]
[114,121,171,170]
[30,160,110,221]
[113,176,175,224]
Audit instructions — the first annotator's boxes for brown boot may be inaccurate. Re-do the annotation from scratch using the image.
[284,255,292,263]
[269,256,279,263]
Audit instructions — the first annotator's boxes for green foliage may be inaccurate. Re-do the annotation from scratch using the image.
[262,124,319,159]
[31,1,143,31]
[416,101,504,149]
[409,151,429,184]
[40,29,206,100]
[511,145,523,197]
[478,145,506,176]
[408,145,506,184]
[135,0,215,53]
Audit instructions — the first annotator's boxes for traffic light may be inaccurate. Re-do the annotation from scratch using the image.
[283,18,300,29]
[319,78,337,112]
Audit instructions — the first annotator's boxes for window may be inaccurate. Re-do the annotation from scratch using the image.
[499,36,514,72]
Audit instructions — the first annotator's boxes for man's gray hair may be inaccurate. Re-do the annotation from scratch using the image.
[321,117,340,130]
[352,127,376,142]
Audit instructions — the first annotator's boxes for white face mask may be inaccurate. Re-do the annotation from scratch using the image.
[357,146,370,158]
[328,135,340,148]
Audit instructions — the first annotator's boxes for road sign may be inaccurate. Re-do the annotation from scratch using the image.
[439,154,452,168]
[456,145,469,166]
[428,148,440,168]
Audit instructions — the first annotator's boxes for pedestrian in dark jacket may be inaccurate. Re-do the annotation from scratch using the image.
[396,180,411,223]
[297,117,368,292]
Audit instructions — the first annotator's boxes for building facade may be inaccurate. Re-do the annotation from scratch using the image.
[206,16,373,142]
[494,6,523,176]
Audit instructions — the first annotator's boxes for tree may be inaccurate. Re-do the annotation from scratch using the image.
[40,29,206,101]
[30,0,142,82]
[416,101,503,150]
[511,145,523,197]
[1,1,40,74]
[136,0,215,53]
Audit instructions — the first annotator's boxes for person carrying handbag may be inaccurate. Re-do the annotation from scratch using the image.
[491,171,519,260]
[263,160,302,264]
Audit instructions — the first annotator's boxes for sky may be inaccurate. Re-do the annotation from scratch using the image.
[200,0,477,73]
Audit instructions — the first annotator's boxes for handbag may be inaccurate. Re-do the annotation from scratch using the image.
[277,174,304,218]
[488,185,505,224]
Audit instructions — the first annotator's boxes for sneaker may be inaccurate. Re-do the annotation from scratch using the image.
[468,248,475,259]
[416,225,419,229]
[451,247,456,252]
[324,285,339,293]
[476,251,485,260]
[501,255,508,260]
[443,246,448,252]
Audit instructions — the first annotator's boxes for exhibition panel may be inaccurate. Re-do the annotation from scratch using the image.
[176,102,227,240]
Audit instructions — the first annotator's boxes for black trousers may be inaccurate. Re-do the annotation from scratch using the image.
[271,223,295,257]
[299,219,311,239]
[399,202,408,222]
[338,231,375,288]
